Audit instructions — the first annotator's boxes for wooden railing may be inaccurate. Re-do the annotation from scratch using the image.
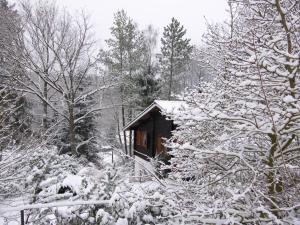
[5,200,110,225]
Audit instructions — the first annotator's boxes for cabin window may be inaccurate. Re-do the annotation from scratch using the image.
[156,136,166,156]
[136,130,147,148]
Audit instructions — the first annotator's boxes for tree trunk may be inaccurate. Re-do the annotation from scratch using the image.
[128,108,133,156]
[115,110,123,149]
[266,133,279,218]
[168,44,174,100]
[168,66,173,100]
[42,81,48,129]
[129,130,132,156]
[69,102,76,155]
[122,104,128,155]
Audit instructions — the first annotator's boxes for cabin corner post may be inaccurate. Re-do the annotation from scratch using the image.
[152,113,156,158]
[129,130,133,156]
[20,210,25,225]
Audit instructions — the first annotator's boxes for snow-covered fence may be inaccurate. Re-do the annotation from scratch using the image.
[6,200,110,225]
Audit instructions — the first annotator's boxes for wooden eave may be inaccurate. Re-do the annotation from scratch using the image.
[123,102,163,131]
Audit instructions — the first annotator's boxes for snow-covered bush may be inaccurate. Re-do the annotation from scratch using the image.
[165,0,300,224]
[24,150,110,224]
[21,148,166,225]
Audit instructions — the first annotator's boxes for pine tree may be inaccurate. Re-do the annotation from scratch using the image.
[101,10,146,153]
[73,80,98,157]
[132,65,161,110]
[160,18,193,100]
[131,25,161,111]
[55,83,97,157]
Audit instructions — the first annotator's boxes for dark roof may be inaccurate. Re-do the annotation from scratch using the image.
[123,100,186,130]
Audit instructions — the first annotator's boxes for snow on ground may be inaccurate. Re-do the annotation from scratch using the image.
[99,149,122,167]
[0,197,29,225]
[0,150,164,225]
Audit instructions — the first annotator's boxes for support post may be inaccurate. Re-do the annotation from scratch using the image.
[21,210,25,225]
[129,130,132,156]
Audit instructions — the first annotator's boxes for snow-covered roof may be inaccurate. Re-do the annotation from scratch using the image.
[123,100,186,131]
[154,100,187,114]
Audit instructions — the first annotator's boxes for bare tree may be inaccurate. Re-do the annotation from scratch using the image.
[12,1,108,155]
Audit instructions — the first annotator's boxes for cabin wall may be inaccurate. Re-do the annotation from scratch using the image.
[153,112,173,157]
[133,117,154,160]
[133,111,174,160]
[154,112,173,139]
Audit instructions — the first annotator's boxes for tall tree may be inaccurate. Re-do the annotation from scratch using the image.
[160,18,192,100]
[167,0,300,223]
[11,1,105,155]
[0,0,31,144]
[131,25,161,110]
[144,25,158,70]
[101,10,146,154]
[15,1,61,130]
[0,0,20,88]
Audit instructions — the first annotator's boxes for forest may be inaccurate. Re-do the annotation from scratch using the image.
[0,0,299,224]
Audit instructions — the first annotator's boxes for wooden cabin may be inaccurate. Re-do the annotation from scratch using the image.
[123,100,186,178]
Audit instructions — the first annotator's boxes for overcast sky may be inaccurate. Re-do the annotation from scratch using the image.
[57,0,229,48]
[14,0,228,48]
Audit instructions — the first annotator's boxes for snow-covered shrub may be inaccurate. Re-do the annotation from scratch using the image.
[165,0,300,224]
[24,151,108,224]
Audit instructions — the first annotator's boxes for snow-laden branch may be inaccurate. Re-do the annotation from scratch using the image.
[3,200,111,212]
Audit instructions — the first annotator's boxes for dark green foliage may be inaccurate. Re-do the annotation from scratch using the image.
[0,89,31,143]
[102,10,147,102]
[132,65,161,110]
[0,0,31,146]
[55,84,98,157]
[160,18,193,99]
[74,93,97,156]
[0,0,9,9]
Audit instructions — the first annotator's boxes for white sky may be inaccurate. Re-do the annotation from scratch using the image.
[58,0,229,48]
[13,0,229,48]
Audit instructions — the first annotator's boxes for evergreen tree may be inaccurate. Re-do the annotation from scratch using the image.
[101,10,146,153]
[131,25,161,111]
[0,0,31,139]
[74,81,98,157]
[0,0,19,84]
[160,18,193,100]
[132,65,161,110]
[54,80,98,157]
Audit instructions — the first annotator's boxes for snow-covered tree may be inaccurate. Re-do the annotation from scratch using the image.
[56,77,99,157]
[131,25,161,111]
[131,65,161,110]
[0,0,31,144]
[167,0,300,224]
[11,0,62,130]
[100,10,147,153]
[160,18,193,100]
[11,1,106,155]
